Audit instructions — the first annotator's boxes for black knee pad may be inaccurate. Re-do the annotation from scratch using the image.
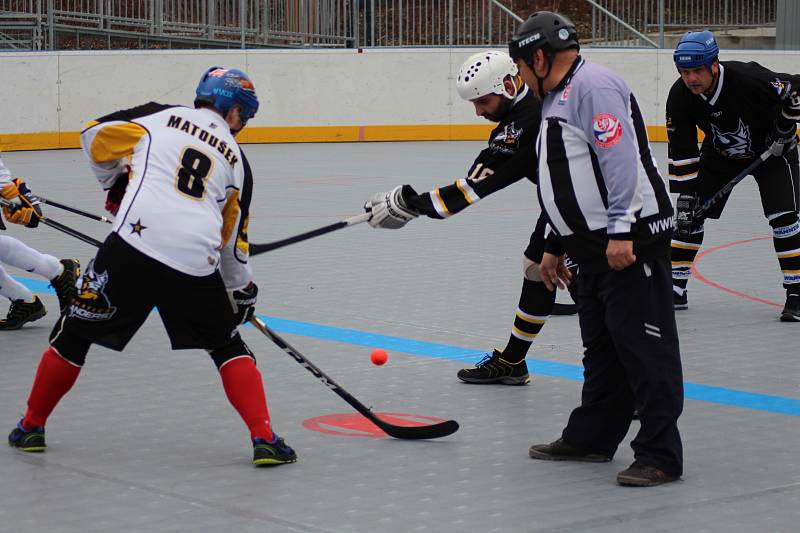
[209,332,255,369]
[49,318,91,366]
[769,211,799,231]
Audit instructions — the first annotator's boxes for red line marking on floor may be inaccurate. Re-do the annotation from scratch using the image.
[691,235,782,307]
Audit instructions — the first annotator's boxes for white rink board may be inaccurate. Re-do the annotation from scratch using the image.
[2,47,800,135]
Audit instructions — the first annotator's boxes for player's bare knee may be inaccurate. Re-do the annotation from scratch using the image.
[523,255,543,281]
[209,333,255,369]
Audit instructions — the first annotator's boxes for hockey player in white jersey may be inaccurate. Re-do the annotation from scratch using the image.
[8,67,297,467]
[0,152,79,329]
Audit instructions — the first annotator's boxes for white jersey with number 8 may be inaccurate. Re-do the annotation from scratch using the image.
[80,103,251,288]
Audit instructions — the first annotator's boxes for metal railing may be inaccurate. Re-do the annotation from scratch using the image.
[589,0,777,48]
[0,0,780,50]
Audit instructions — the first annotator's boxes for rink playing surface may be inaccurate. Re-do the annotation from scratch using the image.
[1,142,798,532]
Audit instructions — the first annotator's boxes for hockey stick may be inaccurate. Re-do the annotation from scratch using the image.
[0,199,103,248]
[250,316,460,440]
[675,147,780,239]
[250,212,371,256]
[38,196,113,224]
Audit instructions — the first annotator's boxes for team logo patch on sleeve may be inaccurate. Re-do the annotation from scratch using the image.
[592,113,623,148]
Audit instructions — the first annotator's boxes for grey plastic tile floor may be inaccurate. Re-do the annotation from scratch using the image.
[0,142,798,532]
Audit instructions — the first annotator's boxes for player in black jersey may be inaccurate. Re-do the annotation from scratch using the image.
[667,30,800,321]
[364,51,578,386]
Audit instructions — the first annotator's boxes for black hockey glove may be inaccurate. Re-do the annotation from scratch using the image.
[1,178,42,228]
[674,193,699,241]
[230,281,258,325]
[766,121,797,158]
[778,81,800,123]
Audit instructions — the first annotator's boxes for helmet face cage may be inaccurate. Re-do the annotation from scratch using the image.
[673,30,719,70]
[195,67,259,125]
[457,51,519,101]
[508,11,579,68]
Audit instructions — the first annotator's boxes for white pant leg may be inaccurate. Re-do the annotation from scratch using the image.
[0,235,60,279]
[0,263,33,302]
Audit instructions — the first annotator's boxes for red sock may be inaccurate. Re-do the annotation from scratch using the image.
[22,347,82,430]
[219,356,273,442]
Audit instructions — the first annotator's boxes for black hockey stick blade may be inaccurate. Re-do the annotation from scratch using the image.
[38,196,114,224]
[250,212,371,256]
[250,316,459,440]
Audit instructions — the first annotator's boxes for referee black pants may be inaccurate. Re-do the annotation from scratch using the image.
[562,255,684,477]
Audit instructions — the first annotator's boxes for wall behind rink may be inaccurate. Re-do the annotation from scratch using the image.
[2,47,800,151]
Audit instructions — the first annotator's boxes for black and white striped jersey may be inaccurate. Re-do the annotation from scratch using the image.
[537,58,674,272]
[404,85,541,218]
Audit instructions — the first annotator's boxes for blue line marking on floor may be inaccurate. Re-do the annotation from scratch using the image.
[254,314,799,417]
[16,276,798,417]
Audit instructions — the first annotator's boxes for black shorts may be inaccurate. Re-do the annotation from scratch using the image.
[53,232,239,352]
[523,214,548,263]
[696,149,799,220]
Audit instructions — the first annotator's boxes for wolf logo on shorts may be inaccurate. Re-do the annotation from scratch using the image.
[69,259,117,321]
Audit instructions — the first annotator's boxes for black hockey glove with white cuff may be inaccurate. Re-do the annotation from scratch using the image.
[230,281,258,325]
[766,121,797,158]
[364,184,419,229]
[778,81,800,123]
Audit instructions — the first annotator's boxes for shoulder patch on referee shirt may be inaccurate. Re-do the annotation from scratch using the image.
[592,113,623,149]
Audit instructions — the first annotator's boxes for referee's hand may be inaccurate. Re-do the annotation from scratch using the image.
[540,252,572,291]
[606,239,636,270]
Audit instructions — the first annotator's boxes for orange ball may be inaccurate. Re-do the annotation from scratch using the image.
[370,348,388,366]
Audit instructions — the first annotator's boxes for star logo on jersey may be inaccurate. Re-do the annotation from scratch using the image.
[592,113,623,149]
[710,118,753,159]
[129,219,147,236]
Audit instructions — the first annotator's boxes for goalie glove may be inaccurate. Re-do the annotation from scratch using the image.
[104,169,130,216]
[1,178,42,228]
[229,281,258,325]
[364,184,419,229]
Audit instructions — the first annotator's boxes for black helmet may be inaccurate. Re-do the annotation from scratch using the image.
[508,11,579,67]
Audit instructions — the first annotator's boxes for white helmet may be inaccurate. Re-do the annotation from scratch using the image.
[456,51,519,101]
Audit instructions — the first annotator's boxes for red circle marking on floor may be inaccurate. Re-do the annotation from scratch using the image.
[691,235,782,307]
[303,413,449,438]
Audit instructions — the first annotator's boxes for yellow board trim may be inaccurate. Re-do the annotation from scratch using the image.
[9,124,799,152]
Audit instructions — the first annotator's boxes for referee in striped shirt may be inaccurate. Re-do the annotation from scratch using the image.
[509,11,684,487]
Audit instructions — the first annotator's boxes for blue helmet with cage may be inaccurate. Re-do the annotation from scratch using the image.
[673,31,719,70]
[194,67,259,125]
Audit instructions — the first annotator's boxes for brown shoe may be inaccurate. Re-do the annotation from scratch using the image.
[616,461,680,487]
[528,438,611,462]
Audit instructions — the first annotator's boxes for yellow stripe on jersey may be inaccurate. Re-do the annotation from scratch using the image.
[87,122,148,163]
[671,242,701,251]
[455,179,480,204]
[671,260,694,266]
[236,216,250,255]
[432,188,451,217]
[668,157,700,167]
[668,172,698,181]
[219,190,241,250]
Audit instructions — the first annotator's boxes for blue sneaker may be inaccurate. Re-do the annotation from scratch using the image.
[8,420,46,452]
[252,434,296,467]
